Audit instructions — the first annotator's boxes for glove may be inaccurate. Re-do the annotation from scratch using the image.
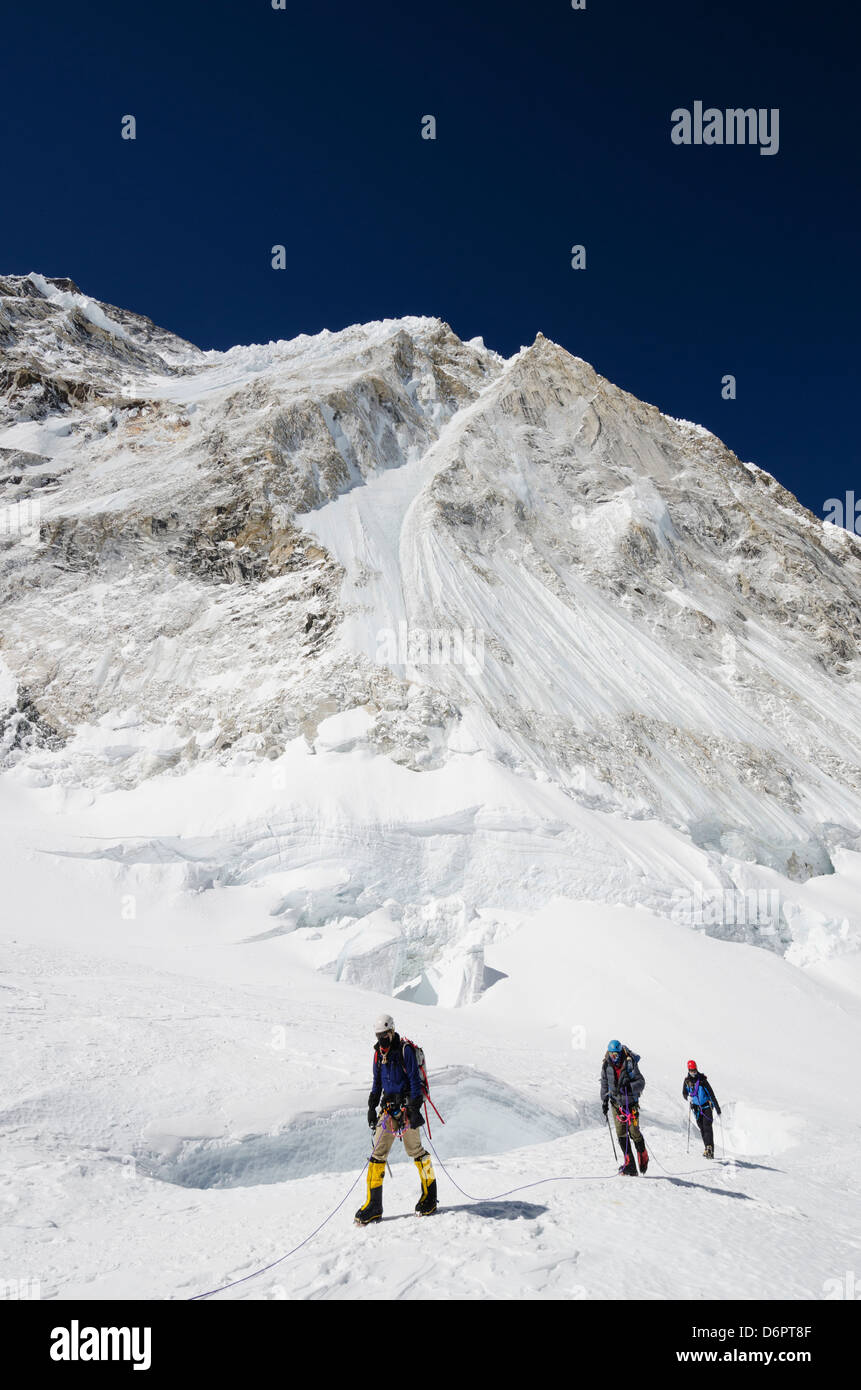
[407,1099,424,1129]
[368,1104,378,1128]
[602,1099,609,1116]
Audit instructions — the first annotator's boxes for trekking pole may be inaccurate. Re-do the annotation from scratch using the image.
[686,1106,691,1154]
[605,1110,618,1159]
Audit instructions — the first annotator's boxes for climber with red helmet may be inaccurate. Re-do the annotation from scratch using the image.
[683,1059,722,1158]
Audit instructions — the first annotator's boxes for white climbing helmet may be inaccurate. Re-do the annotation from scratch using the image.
[374,1013,395,1036]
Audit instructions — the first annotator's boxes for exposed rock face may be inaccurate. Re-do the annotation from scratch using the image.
[1,271,860,966]
[376,333,861,872]
[0,274,502,785]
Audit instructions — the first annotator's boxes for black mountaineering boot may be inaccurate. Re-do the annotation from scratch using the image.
[414,1155,438,1215]
[618,1148,639,1177]
[355,1161,385,1225]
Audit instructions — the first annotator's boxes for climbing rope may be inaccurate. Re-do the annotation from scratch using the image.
[645,1135,729,1178]
[188,1160,369,1301]
[187,1125,734,1299]
[425,1136,613,1202]
[428,1131,727,1197]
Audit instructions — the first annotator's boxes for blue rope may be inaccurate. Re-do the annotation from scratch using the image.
[187,1122,725,1300]
[188,1160,369,1301]
[426,1136,612,1202]
[646,1136,719,1177]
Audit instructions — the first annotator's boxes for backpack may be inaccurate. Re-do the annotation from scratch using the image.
[611,1045,645,1093]
[686,1072,711,1109]
[406,1035,437,1099]
[610,1044,642,1072]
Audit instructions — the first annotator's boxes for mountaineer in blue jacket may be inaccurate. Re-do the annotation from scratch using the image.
[601,1040,648,1176]
[683,1059,722,1158]
[354,1013,437,1225]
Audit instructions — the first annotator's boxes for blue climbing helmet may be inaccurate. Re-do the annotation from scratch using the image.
[607,1039,622,1057]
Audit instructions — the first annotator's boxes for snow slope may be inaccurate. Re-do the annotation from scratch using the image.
[1,275,861,1301]
[2,748,860,1301]
[3,275,861,972]
[3,831,859,1301]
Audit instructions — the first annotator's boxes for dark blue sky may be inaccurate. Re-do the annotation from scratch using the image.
[2,0,858,519]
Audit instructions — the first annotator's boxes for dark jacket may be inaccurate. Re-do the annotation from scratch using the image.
[683,1071,720,1113]
[368,1034,424,1107]
[600,1046,645,1106]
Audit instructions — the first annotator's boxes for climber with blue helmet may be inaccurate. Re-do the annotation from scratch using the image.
[601,1040,648,1176]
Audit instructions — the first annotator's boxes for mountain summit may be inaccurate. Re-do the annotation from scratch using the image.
[1,272,860,985]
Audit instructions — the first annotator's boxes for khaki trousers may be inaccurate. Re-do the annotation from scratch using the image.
[371,1115,428,1163]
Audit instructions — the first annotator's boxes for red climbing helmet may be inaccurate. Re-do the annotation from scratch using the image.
[687,1059,697,1072]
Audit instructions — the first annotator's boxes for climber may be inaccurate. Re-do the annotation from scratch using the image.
[683,1059,722,1158]
[354,1014,438,1224]
[601,1040,648,1175]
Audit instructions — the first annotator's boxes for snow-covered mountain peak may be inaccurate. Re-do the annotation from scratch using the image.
[1,277,860,978]
[0,273,204,394]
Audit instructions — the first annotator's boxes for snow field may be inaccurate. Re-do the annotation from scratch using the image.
[3,827,859,1301]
